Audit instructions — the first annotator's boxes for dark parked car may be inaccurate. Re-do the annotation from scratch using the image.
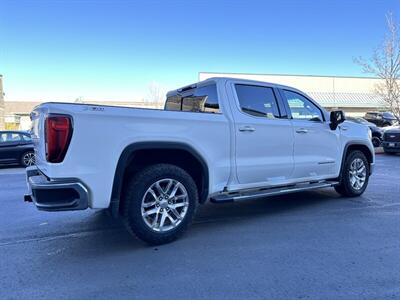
[346,117,383,147]
[382,127,400,155]
[364,111,399,127]
[0,131,35,167]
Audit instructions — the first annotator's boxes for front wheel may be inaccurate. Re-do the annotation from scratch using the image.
[334,150,369,197]
[122,163,198,245]
[371,136,381,148]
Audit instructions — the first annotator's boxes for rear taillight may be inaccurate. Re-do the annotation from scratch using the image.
[45,115,73,163]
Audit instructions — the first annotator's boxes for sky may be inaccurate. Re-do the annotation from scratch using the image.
[1,0,399,102]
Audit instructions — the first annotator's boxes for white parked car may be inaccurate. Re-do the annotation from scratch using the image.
[25,77,375,244]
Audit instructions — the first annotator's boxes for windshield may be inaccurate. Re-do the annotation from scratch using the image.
[356,118,369,124]
[383,112,397,119]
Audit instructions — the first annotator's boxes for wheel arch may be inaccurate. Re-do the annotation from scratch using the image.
[339,142,374,179]
[109,142,209,217]
[371,131,382,138]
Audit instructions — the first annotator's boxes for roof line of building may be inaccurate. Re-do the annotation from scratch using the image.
[199,71,380,80]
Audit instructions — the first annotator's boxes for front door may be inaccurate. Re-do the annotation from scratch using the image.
[280,89,341,180]
[229,83,294,187]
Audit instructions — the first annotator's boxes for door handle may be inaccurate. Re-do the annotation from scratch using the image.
[296,128,308,134]
[340,126,348,131]
[239,126,256,132]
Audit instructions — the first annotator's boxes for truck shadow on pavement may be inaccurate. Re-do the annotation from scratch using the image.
[68,188,350,255]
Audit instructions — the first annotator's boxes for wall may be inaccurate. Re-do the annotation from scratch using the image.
[0,75,5,130]
[199,72,381,94]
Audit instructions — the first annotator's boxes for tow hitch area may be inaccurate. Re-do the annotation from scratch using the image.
[24,194,33,202]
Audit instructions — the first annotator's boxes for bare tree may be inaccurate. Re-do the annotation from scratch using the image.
[144,82,166,108]
[354,12,400,118]
[74,96,84,103]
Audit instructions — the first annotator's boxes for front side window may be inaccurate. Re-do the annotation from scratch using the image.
[165,84,220,114]
[383,112,396,119]
[0,133,22,143]
[283,90,323,121]
[235,84,280,119]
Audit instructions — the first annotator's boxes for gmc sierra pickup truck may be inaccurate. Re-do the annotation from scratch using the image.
[25,77,375,245]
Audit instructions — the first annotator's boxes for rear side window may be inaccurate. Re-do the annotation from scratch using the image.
[235,84,280,119]
[22,134,32,141]
[165,84,220,114]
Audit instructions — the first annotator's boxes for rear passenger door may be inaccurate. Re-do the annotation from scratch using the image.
[230,83,294,187]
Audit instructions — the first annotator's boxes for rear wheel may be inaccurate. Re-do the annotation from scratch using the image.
[21,151,35,167]
[334,150,369,197]
[122,163,198,245]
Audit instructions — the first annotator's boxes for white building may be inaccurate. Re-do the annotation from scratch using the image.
[0,75,5,130]
[199,72,387,116]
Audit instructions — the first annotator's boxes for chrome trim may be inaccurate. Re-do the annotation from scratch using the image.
[25,166,89,211]
[211,181,339,203]
[232,183,335,201]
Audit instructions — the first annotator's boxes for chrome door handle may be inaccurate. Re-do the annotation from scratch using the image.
[340,126,348,131]
[296,128,308,134]
[239,126,256,132]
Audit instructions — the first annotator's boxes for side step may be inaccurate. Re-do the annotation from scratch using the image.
[210,181,339,203]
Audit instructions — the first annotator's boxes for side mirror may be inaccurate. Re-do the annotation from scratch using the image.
[330,110,345,130]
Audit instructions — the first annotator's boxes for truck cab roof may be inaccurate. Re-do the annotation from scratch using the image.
[167,77,302,97]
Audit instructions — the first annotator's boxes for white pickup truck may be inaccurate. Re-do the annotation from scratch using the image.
[25,77,375,245]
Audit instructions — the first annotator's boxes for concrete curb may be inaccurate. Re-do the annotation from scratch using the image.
[375,147,384,155]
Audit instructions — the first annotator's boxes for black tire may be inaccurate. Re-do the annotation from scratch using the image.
[334,150,369,197]
[122,163,198,245]
[20,151,35,167]
[371,136,381,148]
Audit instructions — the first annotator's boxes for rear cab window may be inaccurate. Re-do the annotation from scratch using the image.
[165,83,220,114]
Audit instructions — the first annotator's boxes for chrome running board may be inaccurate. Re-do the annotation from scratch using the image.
[210,181,339,203]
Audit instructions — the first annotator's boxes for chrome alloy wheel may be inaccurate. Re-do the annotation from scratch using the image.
[23,152,35,167]
[349,158,367,190]
[141,178,189,232]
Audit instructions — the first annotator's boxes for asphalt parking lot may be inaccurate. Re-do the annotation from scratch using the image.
[1,155,399,300]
